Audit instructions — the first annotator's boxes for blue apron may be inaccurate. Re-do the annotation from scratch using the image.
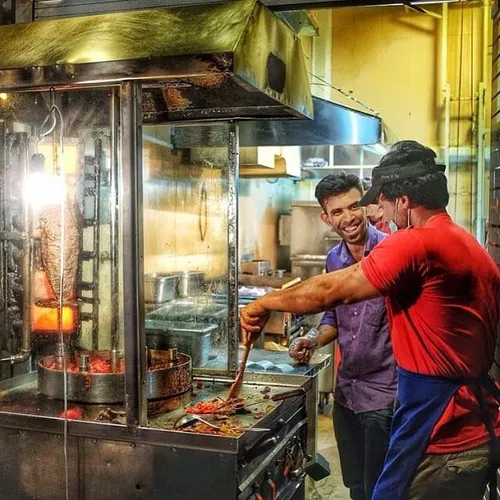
[372,367,500,500]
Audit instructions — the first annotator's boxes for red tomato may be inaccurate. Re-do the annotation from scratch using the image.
[59,407,83,419]
[186,401,220,414]
[90,359,112,374]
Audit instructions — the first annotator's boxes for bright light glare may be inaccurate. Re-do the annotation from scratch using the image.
[25,173,66,206]
[0,93,7,101]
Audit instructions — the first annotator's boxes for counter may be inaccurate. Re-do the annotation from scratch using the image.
[201,348,330,378]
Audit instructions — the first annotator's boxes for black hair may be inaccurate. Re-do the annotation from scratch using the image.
[315,172,363,211]
[378,140,449,209]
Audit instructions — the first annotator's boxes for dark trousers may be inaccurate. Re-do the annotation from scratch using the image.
[333,402,393,500]
[404,444,491,500]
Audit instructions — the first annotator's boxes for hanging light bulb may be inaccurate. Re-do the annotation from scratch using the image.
[25,172,66,206]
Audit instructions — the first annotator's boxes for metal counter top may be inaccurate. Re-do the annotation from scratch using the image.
[201,348,330,378]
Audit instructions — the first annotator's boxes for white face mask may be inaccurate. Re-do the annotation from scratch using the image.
[388,198,412,233]
[388,219,399,234]
[388,198,400,234]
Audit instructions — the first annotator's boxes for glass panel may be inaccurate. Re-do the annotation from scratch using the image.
[0,88,124,424]
[142,123,231,428]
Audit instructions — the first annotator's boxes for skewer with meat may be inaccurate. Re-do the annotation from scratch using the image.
[39,195,81,302]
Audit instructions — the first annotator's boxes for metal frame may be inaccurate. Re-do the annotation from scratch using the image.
[120,81,147,428]
[264,0,458,8]
[110,88,121,354]
[227,122,240,372]
[0,56,231,93]
[28,0,459,19]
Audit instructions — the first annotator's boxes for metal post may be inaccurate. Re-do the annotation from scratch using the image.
[91,139,102,351]
[120,82,146,427]
[110,88,121,354]
[477,82,486,244]
[20,133,31,358]
[305,374,319,457]
[0,123,5,354]
[441,3,451,178]
[227,122,239,373]
[444,84,451,179]
[476,1,490,245]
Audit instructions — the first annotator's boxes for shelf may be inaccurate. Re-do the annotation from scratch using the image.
[301,165,376,180]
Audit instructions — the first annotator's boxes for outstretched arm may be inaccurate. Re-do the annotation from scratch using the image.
[241,262,381,335]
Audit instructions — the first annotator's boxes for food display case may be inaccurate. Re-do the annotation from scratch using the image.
[0,1,331,499]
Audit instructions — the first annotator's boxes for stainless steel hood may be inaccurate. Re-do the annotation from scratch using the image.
[165,95,384,178]
[239,96,382,146]
[0,0,313,122]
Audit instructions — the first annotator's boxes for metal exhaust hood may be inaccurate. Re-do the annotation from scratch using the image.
[237,96,383,178]
[0,0,313,122]
[167,96,384,178]
[239,96,382,146]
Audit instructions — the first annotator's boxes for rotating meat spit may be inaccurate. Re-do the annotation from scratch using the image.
[38,349,192,404]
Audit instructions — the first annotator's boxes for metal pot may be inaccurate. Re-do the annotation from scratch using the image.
[145,273,180,303]
[37,350,192,403]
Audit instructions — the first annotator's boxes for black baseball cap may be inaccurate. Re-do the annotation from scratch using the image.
[360,142,446,206]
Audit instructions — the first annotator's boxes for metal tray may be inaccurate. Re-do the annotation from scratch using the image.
[177,271,205,297]
[147,302,227,323]
[146,321,217,368]
[145,273,180,303]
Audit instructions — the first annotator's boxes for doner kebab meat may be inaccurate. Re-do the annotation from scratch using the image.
[39,197,81,302]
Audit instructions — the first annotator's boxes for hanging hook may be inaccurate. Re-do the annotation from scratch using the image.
[49,87,56,109]
[38,87,60,142]
[38,108,57,142]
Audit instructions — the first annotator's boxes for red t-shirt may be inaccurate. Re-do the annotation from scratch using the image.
[361,212,500,453]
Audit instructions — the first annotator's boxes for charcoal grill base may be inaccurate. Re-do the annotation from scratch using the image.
[38,350,192,404]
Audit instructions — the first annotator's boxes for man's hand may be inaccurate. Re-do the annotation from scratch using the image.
[240,299,270,343]
[289,337,319,364]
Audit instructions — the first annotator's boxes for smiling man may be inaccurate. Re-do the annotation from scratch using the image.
[241,141,500,500]
[289,173,396,500]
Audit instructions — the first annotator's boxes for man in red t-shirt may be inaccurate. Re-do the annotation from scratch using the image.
[240,140,500,500]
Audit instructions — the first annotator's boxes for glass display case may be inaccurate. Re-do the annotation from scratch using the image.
[0,87,127,420]
[0,2,321,498]
[0,87,243,426]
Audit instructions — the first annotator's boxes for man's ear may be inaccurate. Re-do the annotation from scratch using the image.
[399,195,412,210]
[320,212,330,226]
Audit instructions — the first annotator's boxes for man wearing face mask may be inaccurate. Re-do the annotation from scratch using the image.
[241,140,500,500]
[362,178,391,234]
[289,173,396,500]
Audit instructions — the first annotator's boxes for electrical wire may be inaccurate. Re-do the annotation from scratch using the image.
[42,88,69,500]
[307,72,380,116]
[55,101,69,500]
